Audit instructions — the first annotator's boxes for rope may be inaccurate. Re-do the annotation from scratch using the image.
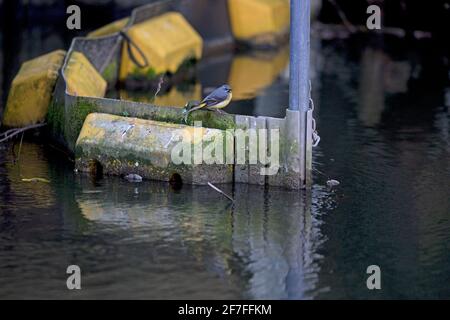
[119,30,149,69]
[309,81,321,147]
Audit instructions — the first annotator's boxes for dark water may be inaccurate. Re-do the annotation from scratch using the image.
[1,24,449,299]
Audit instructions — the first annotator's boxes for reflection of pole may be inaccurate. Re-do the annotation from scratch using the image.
[289,0,312,188]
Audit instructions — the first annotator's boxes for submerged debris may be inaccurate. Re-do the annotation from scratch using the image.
[21,177,50,183]
[124,174,143,182]
[326,179,340,188]
[0,123,47,143]
[208,182,234,202]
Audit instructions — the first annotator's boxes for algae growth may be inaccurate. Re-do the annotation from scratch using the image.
[102,61,118,84]
[47,99,98,152]
[66,100,98,150]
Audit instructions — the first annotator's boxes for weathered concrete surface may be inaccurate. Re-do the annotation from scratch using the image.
[120,11,203,80]
[235,112,304,190]
[2,50,66,127]
[75,113,233,185]
[70,96,238,130]
[267,111,303,189]
[46,92,238,155]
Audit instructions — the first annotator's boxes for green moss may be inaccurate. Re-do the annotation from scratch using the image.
[129,66,160,81]
[77,141,198,182]
[127,56,196,82]
[186,111,237,130]
[65,100,98,151]
[46,100,65,136]
[150,111,184,124]
[97,100,238,131]
[176,56,197,73]
[47,99,99,153]
[101,61,117,83]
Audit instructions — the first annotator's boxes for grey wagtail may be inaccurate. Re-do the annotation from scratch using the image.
[183,85,232,122]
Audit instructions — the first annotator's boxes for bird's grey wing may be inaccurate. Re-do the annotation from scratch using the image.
[201,88,229,107]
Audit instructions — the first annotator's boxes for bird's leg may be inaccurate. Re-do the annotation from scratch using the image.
[183,111,191,124]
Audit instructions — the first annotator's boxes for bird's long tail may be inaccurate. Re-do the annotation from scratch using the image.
[183,102,207,123]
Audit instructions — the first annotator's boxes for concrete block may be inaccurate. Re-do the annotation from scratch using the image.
[75,113,233,185]
[64,51,107,98]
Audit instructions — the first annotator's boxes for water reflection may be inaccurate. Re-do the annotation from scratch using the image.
[313,37,450,299]
[0,141,331,299]
[228,48,289,101]
[115,45,289,117]
[1,21,450,298]
[0,142,55,211]
[358,48,412,126]
[119,83,202,107]
[74,176,330,299]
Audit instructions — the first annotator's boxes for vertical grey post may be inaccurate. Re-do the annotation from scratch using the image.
[289,0,311,188]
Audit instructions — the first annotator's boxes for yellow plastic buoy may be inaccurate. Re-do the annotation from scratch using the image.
[228,47,289,100]
[87,17,129,38]
[2,50,66,128]
[119,12,203,80]
[64,51,107,98]
[228,0,290,41]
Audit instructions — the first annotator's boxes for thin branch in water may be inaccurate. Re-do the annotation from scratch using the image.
[47,143,75,163]
[0,123,47,143]
[327,0,358,33]
[313,23,428,40]
[208,182,235,202]
[313,167,329,180]
[17,132,25,175]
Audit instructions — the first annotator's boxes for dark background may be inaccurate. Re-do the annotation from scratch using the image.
[1,0,450,116]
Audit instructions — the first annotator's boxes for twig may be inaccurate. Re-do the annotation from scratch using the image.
[313,22,414,39]
[17,132,24,163]
[327,0,358,33]
[208,182,235,202]
[47,143,75,163]
[154,75,165,99]
[17,132,24,175]
[0,123,47,143]
[313,167,329,179]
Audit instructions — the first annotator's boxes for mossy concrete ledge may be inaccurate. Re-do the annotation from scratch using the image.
[75,113,234,185]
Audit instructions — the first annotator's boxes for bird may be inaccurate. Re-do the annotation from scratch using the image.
[183,84,232,122]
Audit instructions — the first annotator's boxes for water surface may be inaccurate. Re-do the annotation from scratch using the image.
[0,28,449,299]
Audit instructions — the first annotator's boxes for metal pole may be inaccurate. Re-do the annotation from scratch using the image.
[289,0,310,112]
[289,0,311,188]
